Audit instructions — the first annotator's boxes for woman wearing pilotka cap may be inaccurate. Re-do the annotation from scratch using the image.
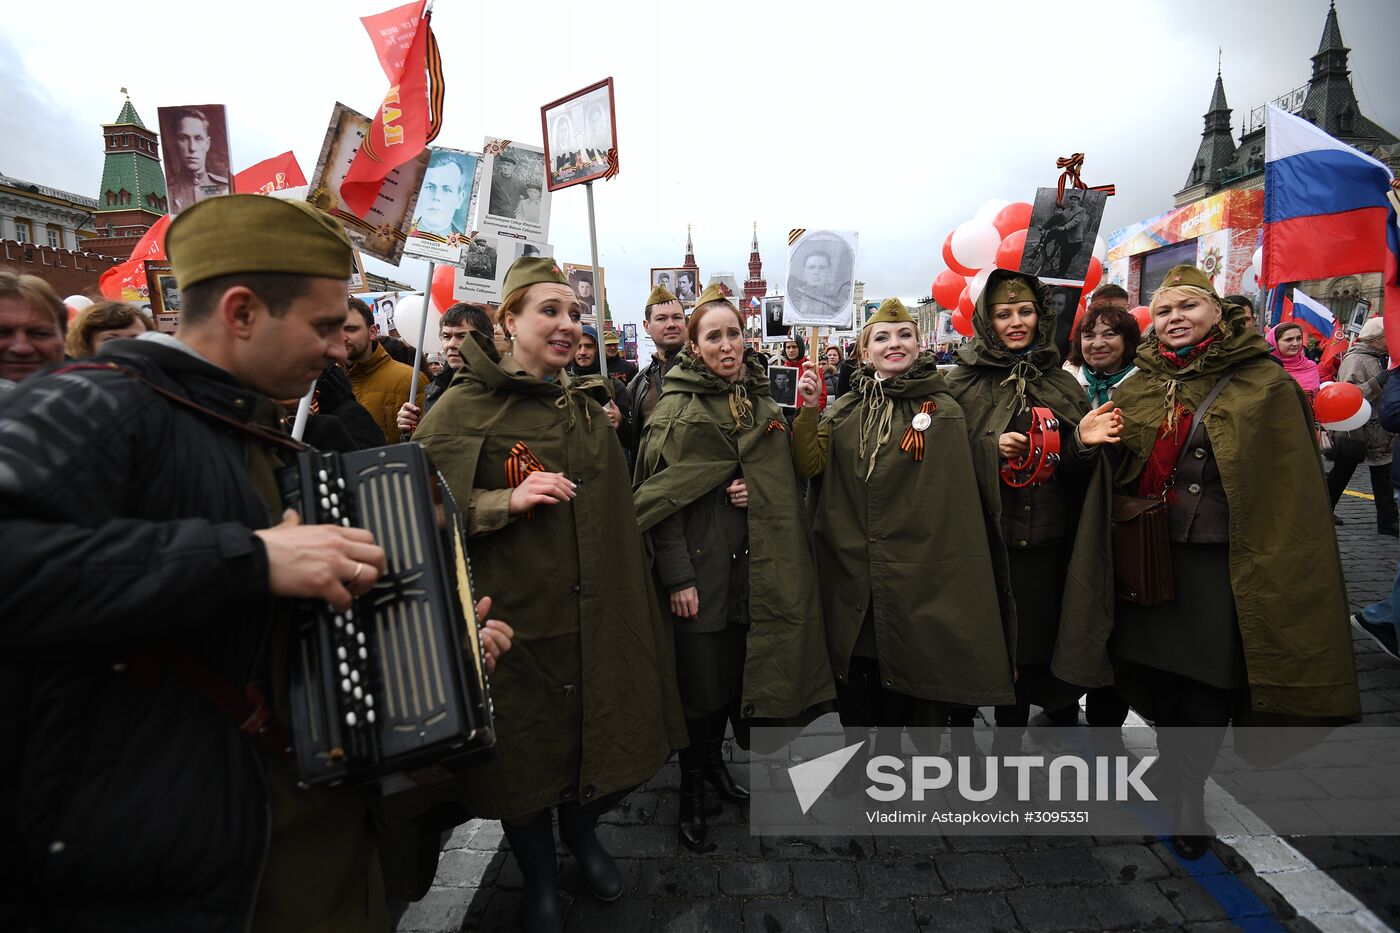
[414,257,686,933]
[790,297,1017,764]
[1107,264,1360,860]
[943,269,1122,752]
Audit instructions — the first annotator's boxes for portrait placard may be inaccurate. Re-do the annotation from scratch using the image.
[785,229,858,328]
[348,247,369,293]
[768,365,799,408]
[562,263,605,324]
[404,148,482,263]
[306,102,430,266]
[541,78,617,192]
[762,297,789,341]
[157,104,232,215]
[144,261,179,333]
[651,266,698,305]
[452,237,554,304]
[1020,187,1108,285]
[477,137,552,242]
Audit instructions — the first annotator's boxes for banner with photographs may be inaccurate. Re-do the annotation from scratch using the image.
[144,261,179,333]
[562,262,605,325]
[404,147,483,264]
[784,229,858,328]
[477,137,552,243]
[768,365,799,408]
[1019,187,1108,285]
[762,297,789,341]
[306,102,430,266]
[157,104,233,215]
[348,248,368,293]
[357,291,405,333]
[453,237,554,304]
[541,78,617,192]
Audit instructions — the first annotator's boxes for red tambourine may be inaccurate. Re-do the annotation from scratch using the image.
[999,406,1061,488]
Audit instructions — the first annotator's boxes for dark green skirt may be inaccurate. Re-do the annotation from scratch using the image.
[1009,545,1066,665]
[675,623,747,717]
[1111,543,1247,691]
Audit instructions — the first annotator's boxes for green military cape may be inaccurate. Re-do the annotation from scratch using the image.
[944,269,1116,691]
[411,334,686,820]
[633,351,836,722]
[792,352,1017,706]
[1111,302,1360,722]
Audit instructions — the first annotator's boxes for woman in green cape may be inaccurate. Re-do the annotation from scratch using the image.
[414,258,686,933]
[1109,264,1359,859]
[790,298,1016,761]
[633,285,834,851]
[944,269,1121,752]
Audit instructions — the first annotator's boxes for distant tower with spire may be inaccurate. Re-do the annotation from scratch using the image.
[87,89,167,256]
[742,222,767,318]
[682,223,698,275]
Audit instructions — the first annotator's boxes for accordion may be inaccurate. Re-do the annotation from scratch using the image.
[278,443,494,788]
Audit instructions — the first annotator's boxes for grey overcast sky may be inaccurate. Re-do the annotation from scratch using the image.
[3,0,1398,333]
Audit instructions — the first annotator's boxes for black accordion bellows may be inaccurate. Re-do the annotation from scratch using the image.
[279,443,494,787]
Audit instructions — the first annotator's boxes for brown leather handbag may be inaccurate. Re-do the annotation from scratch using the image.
[1111,369,1235,607]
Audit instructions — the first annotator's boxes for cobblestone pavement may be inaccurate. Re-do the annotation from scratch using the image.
[394,469,1400,933]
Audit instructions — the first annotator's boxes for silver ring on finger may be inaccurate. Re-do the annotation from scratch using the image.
[347,561,364,584]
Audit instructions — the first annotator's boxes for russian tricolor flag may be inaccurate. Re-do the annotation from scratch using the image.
[1290,289,1338,342]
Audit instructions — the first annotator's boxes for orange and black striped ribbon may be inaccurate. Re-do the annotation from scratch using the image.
[424,17,445,144]
[504,441,547,519]
[603,148,620,181]
[898,401,938,462]
[766,418,786,435]
[788,229,806,246]
[1054,152,1116,205]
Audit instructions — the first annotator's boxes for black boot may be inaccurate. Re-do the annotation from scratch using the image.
[1170,728,1221,861]
[703,711,749,803]
[678,718,711,851]
[501,811,562,933]
[556,800,624,902]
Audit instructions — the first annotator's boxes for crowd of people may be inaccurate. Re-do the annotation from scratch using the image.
[0,192,1377,933]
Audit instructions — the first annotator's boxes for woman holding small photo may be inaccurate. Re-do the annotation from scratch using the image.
[634,284,834,852]
[791,298,1017,763]
[944,270,1122,753]
[1108,265,1359,860]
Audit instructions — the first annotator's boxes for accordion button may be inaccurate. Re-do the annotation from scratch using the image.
[357,632,366,645]
[331,508,341,519]
[346,609,355,620]
[338,477,346,489]
[346,623,356,636]
[366,710,376,723]
[319,483,329,495]
[359,647,368,660]
[318,469,328,482]
[346,711,357,726]
[337,647,347,660]
[354,686,363,699]
[320,498,331,510]
[330,494,339,505]
[342,518,351,527]
[342,678,352,693]
[351,670,360,684]
[48,841,65,855]
[334,616,344,629]
[364,695,374,708]
[339,662,350,676]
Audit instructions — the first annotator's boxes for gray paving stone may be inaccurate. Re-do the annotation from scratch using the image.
[763,834,873,860]
[912,892,1019,932]
[393,888,473,933]
[562,894,653,933]
[1006,886,1096,933]
[558,856,641,899]
[692,825,762,858]
[1079,882,1182,930]
[933,852,1018,892]
[466,820,505,852]
[1009,847,1106,887]
[1089,844,1171,884]
[634,859,719,898]
[461,890,518,932]
[593,823,680,860]
[430,848,500,888]
[742,896,829,933]
[791,859,860,898]
[824,898,919,932]
[650,899,745,933]
[717,860,791,896]
[855,857,946,899]
[1154,877,1229,924]
[444,818,481,850]
[944,835,1030,853]
[872,834,948,858]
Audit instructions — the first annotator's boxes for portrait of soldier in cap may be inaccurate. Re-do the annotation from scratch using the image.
[488,152,525,219]
[462,237,499,281]
[675,270,697,303]
[158,105,231,213]
[786,230,857,326]
[1020,187,1107,282]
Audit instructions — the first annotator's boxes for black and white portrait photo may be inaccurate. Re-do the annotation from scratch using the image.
[541,79,617,191]
[566,266,598,317]
[768,365,799,408]
[404,147,481,263]
[462,237,499,281]
[157,104,232,214]
[785,229,858,328]
[1019,187,1107,284]
[477,137,552,241]
[675,270,698,303]
[159,275,182,312]
[762,296,788,341]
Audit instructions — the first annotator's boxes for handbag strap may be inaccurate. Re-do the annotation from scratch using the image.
[1173,368,1236,472]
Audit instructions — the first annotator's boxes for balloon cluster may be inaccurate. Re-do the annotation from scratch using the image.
[932,199,1107,337]
[1314,382,1372,432]
[64,294,93,325]
[396,265,459,354]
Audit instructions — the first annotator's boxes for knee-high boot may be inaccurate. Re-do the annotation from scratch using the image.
[1170,726,1224,860]
[678,717,710,851]
[556,799,624,902]
[704,709,749,803]
[501,811,562,933]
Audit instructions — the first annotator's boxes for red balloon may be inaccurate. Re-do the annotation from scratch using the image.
[1130,305,1152,331]
[943,230,978,277]
[994,229,1028,271]
[1314,382,1364,424]
[952,307,973,337]
[933,268,965,309]
[431,264,456,312]
[1083,257,1104,293]
[991,201,1033,238]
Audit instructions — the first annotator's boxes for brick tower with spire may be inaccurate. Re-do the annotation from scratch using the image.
[86,91,167,256]
[742,222,767,320]
[682,223,698,275]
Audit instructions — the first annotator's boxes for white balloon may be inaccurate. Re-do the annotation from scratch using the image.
[65,295,93,311]
[968,266,994,303]
[1322,398,1371,432]
[1251,246,1263,280]
[393,295,442,355]
[950,219,1002,272]
[974,198,1011,223]
[1319,380,1336,390]
[1238,266,1258,296]
[1091,236,1107,264]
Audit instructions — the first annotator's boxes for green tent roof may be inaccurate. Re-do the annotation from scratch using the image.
[110,98,146,128]
[96,151,166,216]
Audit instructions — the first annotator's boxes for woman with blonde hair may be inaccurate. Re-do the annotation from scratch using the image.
[1109,265,1359,859]
[65,300,154,358]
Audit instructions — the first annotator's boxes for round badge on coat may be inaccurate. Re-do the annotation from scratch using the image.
[911,412,932,432]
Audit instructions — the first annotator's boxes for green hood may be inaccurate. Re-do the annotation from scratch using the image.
[955,269,1063,375]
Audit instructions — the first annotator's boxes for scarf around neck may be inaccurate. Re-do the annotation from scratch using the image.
[1083,364,1135,407]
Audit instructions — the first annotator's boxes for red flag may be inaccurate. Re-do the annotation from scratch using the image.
[98,215,171,300]
[339,1,444,218]
[234,151,307,195]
